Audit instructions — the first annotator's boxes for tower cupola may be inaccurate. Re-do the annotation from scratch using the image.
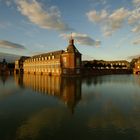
[66,37,80,53]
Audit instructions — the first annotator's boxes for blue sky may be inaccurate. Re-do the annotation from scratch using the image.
[0,0,140,61]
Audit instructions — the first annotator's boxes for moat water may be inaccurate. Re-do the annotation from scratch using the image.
[0,74,140,140]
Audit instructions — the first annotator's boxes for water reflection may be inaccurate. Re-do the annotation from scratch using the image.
[0,74,140,140]
[82,75,140,86]
[0,75,8,85]
[14,74,81,113]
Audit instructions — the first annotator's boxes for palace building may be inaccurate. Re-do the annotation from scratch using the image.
[133,57,140,74]
[15,38,82,76]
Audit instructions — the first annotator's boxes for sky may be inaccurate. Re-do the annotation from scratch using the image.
[0,0,140,61]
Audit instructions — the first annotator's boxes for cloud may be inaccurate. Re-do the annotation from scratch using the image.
[5,0,12,7]
[0,40,26,49]
[128,7,140,33]
[105,8,129,36]
[86,10,108,23]
[132,24,140,33]
[15,0,71,31]
[87,8,130,36]
[133,0,140,7]
[108,8,129,29]
[128,8,140,24]
[87,4,140,36]
[60,32,101,47]
[102,25,114,37]
[132,37,140,45]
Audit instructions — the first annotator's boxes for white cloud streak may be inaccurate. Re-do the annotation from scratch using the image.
[60,33,101,47]
[0,40,26,49]
[15,0,71,31]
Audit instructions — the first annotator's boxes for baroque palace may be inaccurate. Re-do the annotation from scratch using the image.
[15,38,81,76]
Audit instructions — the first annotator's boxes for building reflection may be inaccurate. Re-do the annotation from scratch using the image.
[14,74,24,88]
[0,75,8,85]
[14,74,81,113]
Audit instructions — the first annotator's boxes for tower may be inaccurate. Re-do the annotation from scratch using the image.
[61,37,82,75]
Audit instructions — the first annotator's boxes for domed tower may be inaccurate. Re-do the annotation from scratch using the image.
[61,37,82,75]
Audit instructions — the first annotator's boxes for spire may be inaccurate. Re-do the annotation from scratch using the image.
[66,33,80,54]
[69,32,74,45]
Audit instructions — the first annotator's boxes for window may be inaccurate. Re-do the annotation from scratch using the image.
[76,69,80,74]
[63,57,67,67]
[63,69,67,74]
[76,58,80,66]
[56,69,59,73]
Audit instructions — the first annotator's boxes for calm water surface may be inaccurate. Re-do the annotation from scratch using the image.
[0,74,140,140]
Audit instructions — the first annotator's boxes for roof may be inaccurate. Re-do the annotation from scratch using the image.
[22,38,81,61]
[31,50,64,58]
[66,39,81,54]
[20,56,30,60]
